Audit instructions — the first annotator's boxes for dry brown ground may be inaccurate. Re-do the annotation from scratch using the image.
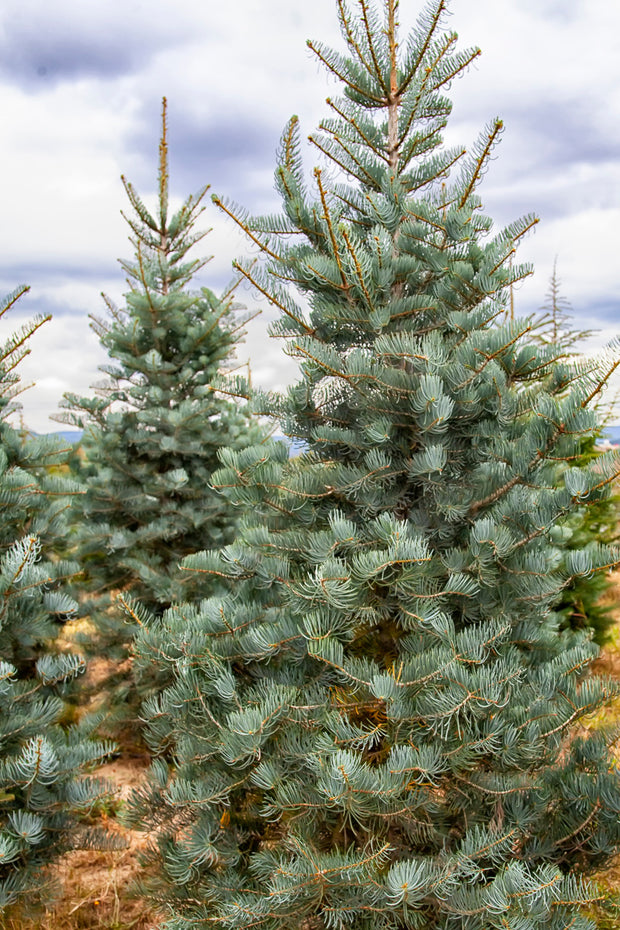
[1,753,157,930]
[1,639,158,930]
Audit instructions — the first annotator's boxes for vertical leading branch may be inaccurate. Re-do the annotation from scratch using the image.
[159,97,170,296]
[386,0,403,301]
[387,0,400,171]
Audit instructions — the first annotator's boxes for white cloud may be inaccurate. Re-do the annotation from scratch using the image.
[0,308,107,433]
[0,81,132,272]
[0,0,618,431]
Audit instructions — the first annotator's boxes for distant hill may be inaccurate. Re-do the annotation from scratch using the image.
[50,430,82,443]
[602,426,620,445]
[46,430,309,455]
[41,428,620,450]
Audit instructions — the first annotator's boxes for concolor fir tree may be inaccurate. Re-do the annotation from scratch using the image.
[533,262,619,643]
[0,289,113,912]
[59,101,263,662]
[129,4,620,928]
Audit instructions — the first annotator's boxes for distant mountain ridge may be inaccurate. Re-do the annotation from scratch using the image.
[48,430,82,443]
[42,427,620,448]
[602,426,620,445]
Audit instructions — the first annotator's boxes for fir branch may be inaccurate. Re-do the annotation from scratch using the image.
[158,96,169,235]
[458,119,504,208]
[360,0,390,94]
[469,426,564,516]
[0,284,31,323]
[233,262,314,335]
[456,325,531,391]
[340,227,377,311]
[314,168,350,291]
[309,132,379,189]
[325,98,390,161]
[213,196,283,262]
[306,39,385,104]
[580,355,620,410]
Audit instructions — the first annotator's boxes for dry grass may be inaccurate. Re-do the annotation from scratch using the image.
[0,618,159,930]
[1,756,157,930]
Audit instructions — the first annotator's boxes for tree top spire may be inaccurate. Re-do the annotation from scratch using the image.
[158,96,169,233]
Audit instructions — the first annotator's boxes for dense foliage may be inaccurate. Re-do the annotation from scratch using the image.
[554,436,619,643]
[126,2,620,929]
[59,101,263,668]
[0,288,113,912]
[532,263,619,643]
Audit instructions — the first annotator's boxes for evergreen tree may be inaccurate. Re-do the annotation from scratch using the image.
[0,288,113,912]
[532,258,594,352]
[554,448,619,644]
[533,263,619,643]
[59,100,263,661]
[129,4,620,928]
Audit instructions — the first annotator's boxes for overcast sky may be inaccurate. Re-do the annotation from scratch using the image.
[0,0,619,432]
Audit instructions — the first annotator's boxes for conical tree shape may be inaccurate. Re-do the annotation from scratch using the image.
[129,4,620,928]
[532,263,619,643]
[0,289,113,913]
[59,100,263,660]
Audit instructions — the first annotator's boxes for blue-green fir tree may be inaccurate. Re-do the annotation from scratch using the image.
[59,100,263,665]
[532,262,619,644]
[128,3,620,928]
[0,288,113,912]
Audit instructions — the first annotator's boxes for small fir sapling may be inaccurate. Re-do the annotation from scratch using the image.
[58,100,264,677]
[532,261,619,643]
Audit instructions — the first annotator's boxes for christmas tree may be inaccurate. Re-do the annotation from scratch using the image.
[532,262,619,643]
[0,288,113,912]
[59,100,263,666]
[129,3,620,927]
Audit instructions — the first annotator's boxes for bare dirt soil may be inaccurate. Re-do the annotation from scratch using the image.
[2,754,157,930]
[2,626,158,930]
